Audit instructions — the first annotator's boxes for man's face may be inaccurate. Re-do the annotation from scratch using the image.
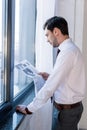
[45,28,59,47]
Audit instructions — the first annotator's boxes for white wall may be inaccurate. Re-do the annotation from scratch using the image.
[55,0,87,129]
[55,0,76,40]
[80,0,87,129]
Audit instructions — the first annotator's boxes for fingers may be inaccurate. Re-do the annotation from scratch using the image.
[38,72,49,80]
[16,105,27,115]
[16,105,32,115]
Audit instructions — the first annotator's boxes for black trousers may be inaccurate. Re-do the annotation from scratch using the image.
[52,102,83,130]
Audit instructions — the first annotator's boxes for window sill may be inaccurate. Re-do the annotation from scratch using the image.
[0,84,35,130]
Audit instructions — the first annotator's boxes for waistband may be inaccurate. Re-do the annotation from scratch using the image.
[54,101,82,110]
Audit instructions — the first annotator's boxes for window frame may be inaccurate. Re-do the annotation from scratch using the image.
[0,0,36,121]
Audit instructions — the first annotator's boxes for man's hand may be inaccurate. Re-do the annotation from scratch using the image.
[38,72,49,80]
[16,105,32,115]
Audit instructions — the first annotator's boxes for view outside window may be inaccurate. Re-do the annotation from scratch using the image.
[14,0,36,97]
[0,0,5,104]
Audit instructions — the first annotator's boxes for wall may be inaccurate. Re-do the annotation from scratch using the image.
[80,0,87,129]
[55,0,87,129]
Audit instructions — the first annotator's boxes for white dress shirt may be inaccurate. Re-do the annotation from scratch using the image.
[27,38,86,112]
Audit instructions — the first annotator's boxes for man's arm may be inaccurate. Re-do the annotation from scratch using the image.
[16,72,49,114]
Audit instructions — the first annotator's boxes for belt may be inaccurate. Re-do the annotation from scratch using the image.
[54,101,81,110]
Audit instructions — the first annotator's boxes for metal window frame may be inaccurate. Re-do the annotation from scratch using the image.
[0,0,15,114]
[0,0,36,122]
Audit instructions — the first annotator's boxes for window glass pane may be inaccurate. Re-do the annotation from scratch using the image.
[14,0,36,97]
[0,0,5,104]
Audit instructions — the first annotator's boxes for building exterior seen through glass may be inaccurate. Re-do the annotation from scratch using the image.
[0,0,36,104]
[14,0,36,97]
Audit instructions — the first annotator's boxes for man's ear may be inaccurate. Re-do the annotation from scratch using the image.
[53,27,59,36]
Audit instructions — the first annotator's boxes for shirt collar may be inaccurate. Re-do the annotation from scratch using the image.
[58,38,72,51]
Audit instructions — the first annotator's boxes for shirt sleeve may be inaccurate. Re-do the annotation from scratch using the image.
[27,50,74,112]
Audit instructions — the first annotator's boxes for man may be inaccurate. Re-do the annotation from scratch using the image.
[16,16,86,130]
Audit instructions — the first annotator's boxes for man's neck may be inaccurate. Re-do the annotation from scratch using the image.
[59,35,69,45]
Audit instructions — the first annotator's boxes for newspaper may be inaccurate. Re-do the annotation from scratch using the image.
[15,60,45,92]
[15,60,39,78]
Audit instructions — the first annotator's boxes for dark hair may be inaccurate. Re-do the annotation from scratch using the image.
[43,16,69,35]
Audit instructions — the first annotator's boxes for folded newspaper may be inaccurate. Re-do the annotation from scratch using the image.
[15,60,45,92]
[15,60,39,78]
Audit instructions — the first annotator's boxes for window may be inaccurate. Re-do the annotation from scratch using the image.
[14,0,36,97]
[0,0,5,104]
[0,0,36,111]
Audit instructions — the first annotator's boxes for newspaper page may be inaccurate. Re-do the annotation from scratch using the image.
[15,60,39,78]
[15,60,45,91]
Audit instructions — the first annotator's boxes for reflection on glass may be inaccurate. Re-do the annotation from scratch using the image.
[14,0,36,97]
[0,0,4,104]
